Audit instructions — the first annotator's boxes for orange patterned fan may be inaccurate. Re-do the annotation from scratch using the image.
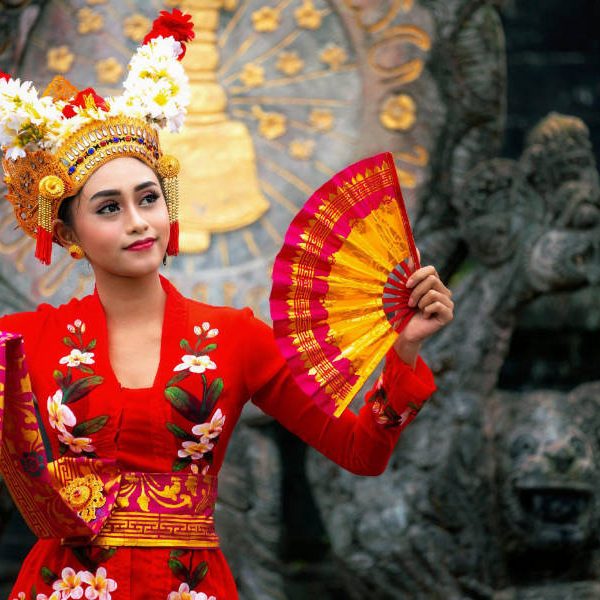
[270,152,419,417]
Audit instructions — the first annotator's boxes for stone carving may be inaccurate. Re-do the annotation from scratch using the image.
[306,112,600,598]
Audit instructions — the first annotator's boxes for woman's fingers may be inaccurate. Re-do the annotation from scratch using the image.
[416,288,453,312]
[407,268,452,308]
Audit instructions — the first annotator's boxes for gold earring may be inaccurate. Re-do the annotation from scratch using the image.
[68,244,85,260]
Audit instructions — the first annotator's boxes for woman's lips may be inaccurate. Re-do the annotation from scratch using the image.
[126,238,156,251]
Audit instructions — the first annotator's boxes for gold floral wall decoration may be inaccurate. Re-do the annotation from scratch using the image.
[252,6,281,32]
[289,139,315,160]
[252,106,288,139]
[319,44,348,70]
[380,93,417,131]
[240,63,266,88]
[294,0,323,30]
[47,46,75,74]
[123,14,152,42]
[95,57,124,85]
[276,51,305,76]
[77,7,104,35]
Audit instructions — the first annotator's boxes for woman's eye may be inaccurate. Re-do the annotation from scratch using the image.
[141,192,159,205]
[98,202,120,214]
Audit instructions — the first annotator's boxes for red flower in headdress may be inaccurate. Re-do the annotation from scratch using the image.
[62,87,109,118]
[0,71,11,81]
[143,9,195,60]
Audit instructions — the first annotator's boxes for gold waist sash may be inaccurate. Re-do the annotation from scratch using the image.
[63,471,219,549]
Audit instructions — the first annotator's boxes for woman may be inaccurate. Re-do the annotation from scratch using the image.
[0,10,453,600]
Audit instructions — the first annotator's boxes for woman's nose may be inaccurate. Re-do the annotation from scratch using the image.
[126,205,149,232]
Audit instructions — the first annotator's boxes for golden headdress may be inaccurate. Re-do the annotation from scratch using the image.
[0,9,194,264]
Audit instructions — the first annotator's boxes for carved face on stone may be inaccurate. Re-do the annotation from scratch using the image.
[492,389,599,554]
[454,113,600,291]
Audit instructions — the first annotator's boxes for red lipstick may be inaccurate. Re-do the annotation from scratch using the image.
[126,237,156,251]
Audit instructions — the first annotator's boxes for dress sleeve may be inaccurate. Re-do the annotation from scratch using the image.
[241,308,436,476]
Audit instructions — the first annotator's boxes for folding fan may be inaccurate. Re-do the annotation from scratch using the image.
[270,152,420,417]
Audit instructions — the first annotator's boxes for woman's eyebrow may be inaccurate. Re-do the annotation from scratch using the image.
[89,181,158,202]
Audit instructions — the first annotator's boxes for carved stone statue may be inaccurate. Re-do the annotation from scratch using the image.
[306,112,600,598]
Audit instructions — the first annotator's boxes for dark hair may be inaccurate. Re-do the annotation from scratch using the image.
[57,195,76,227]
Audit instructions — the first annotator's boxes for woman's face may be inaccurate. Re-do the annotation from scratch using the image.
[63,157,170,279]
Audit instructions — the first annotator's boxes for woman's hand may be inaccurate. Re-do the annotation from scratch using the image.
[392,261,454,367]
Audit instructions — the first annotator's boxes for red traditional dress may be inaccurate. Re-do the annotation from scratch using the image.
[0,276,435,600]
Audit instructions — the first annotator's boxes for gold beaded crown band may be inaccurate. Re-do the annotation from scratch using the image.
[0,9,194,264]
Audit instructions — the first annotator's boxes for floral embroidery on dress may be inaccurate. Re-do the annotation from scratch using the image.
[167,550,211,598]
[164,323,225,473]
[167,584,215,600]
[35,565,117,600]
[368,374,423,428]
[48,320,108,458]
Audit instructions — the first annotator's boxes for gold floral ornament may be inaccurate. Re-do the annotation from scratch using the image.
[309,108,334,132]
[276,51,304,76]
[47,46,75,74]
[240,63,265,88]
[294,0,323,30]
[156,154,181,256]
[252,106,287,140]
[123,13,152,43]
[380,93,416,131]
[60,474,106,523]
[289,139,315,160]
[77,7,104,35]
[95,58,124,85]
[320,44,348,70]
[252,6,281,33]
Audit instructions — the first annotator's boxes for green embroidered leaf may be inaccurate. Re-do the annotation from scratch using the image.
[199,343,217,354]
[62,375,104,404]
[30,585,37,600]
[166,422,196,441]
[205,378,223,413]
[73,415,108,436]
[164,386,204,422]
[190,561,209,587]
[86,339,97,351]
[78,365,95,375]
[170,549,186,558]
[98,547,117,562]
[167,558,189,582]
[40,566,58,586]
[173,457,192,472]
[166,371,190,388]
[62,336,76,348]
[59,442,68,456]
[53,370,64,386]
[180,339,192,353]
[71,546,97,571]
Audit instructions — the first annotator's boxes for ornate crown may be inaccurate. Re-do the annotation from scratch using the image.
[0,9,194,264]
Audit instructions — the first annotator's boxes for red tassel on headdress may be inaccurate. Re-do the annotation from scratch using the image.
[167,220,179,256]
[35,227,53,265]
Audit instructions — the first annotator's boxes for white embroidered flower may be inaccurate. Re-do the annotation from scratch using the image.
[74,319,82,328]
[59,348,95,368]
[67,324,76,333]
[193,325,201,336]
[36,593,61,600]
[201,322,210,332]
[80,567,117,600]
[52,567,85,599]
[206,328,219,338]
[167,582,216,600]
[192,409,225,440]
[178,437,214,460]
[173,354,217,374]
[47,390,76,432]
[58,430,95,454]
[12,593,26,600]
